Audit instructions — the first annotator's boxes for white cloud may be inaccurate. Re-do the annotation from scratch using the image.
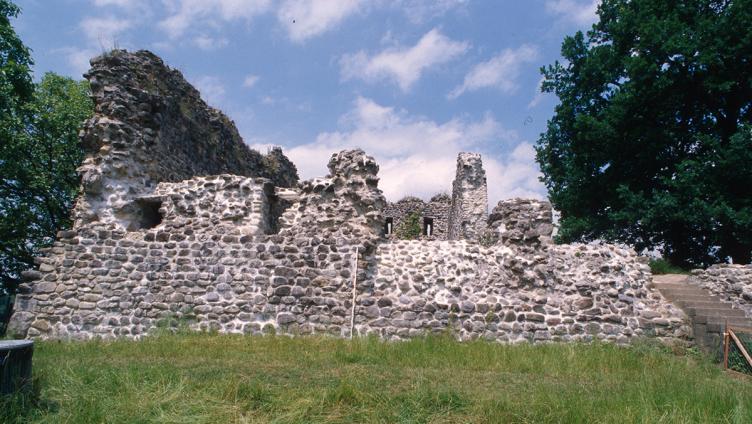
[79,16,133,44]
[397,0,468,24]
[278,0,363,42]
[340,29,468,91]
[191,75,226,107]
[159,0,272,39]
[192,34,229,50]
[545,0,599,26]
[527,76,547,109]
[484,143,545,202]
[268,97,544,204]
[58,47,99,77]
[92,0,146,8]
[242,74,260,88]
[449,44,539,99]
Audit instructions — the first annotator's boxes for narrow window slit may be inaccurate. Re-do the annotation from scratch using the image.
[423,217,434,237]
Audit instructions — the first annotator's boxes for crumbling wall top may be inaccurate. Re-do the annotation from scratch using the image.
[278,149,385,241]
[75,49,298,231]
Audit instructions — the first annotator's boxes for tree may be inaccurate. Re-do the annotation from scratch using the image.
[536,0,752,268]
[0,74,92,294]
[1,0,34,295]
[0,1,94,294]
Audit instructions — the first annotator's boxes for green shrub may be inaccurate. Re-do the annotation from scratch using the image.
[394,211,422,240]
[649,258,690,274]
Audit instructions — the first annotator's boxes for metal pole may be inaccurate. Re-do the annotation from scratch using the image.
[350,246,359,339]
[723,319,730,370]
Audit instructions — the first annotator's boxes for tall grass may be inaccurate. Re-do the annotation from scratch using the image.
[2,333,750,423]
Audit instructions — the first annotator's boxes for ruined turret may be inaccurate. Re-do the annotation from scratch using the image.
[447,152,488,241]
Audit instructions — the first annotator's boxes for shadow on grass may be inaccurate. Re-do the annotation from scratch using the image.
[0,375,58,424]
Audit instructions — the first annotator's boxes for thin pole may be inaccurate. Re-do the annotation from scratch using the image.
[350,246,359,339]
[723,320,730,370]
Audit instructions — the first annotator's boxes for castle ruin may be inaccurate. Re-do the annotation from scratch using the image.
[9,50,696,344]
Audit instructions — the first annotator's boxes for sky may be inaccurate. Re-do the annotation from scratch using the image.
[13,0,599,205]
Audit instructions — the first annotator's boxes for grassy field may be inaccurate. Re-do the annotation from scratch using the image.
[2,333,751,423]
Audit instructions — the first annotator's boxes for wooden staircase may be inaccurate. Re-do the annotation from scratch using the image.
[653,274,752,355]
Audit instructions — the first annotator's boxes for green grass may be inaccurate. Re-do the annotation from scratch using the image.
[649,258,690,275]
[2,333,751,423]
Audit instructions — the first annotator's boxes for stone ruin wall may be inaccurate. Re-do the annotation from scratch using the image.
[74,50,297,232]
[383,194,451,240]
[10,186,690,343]
[9,49,691,344]
[692,265,752,319]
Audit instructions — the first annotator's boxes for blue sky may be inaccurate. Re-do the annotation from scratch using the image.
[13,0,599,204]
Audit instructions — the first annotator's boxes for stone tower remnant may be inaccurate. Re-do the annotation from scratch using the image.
[73,49,298,232]
[448,152,488,241]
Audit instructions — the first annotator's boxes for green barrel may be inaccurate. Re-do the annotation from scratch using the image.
[0,340,34,395]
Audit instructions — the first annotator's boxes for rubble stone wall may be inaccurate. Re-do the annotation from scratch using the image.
[74,50,298,231]
[8,50,691,345]
[361,241,688,342]
[383,194,450,240]
[10,147,689,343]
[10,150,380,339]
[692,264,752,319]
[10,223,689,343]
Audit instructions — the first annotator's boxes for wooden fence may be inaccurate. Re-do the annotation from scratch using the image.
[723,321,752,375]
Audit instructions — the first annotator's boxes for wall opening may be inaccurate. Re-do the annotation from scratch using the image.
[135,198,163,230]
[423,217,434,237]
[385,217,393,236]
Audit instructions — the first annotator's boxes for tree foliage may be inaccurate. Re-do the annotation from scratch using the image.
[0,1,93,293]
[536,0,752,268]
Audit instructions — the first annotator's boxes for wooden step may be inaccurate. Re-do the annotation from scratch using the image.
[654,281,704,289]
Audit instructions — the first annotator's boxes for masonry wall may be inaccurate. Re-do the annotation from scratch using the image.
[9,155,690,343]
[692,264,752,319]
[10,209,689,343]
[10,150,381,339]
[75,50,297,231]
[362,241,687,342]
[383,194,450,240]
[8,50,691,345]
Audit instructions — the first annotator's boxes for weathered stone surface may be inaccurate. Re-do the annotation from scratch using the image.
[384,194,450,240]
[72,49,297,231]
[448,153,488,241]
[692,264,752,318]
